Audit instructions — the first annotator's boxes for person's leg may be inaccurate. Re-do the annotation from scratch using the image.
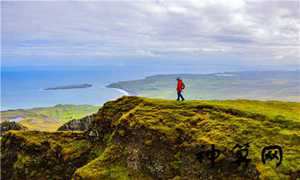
[177,91,180,101]
[180,92,185,101]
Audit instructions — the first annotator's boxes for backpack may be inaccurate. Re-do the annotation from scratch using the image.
[182,83,185,89]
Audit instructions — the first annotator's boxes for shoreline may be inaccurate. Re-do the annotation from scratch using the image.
[1,88,132,111]
[111,88,131,96]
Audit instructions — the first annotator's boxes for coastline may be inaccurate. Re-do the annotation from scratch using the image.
[2,87,132,111]
[111,88,131,96]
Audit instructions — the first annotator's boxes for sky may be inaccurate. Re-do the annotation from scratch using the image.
[1,0,300,68]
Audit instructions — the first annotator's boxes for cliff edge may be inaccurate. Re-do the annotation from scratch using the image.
[1,96,299,179]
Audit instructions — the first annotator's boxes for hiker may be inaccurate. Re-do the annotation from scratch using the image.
[176,78,185,101]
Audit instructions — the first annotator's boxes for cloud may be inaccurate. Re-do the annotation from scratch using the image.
[2,0,300,65]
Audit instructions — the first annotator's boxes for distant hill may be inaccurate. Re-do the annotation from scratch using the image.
[2,96,299,179]
[107,71,300,101]
[0,105,99,131]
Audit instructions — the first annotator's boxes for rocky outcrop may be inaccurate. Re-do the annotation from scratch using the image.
[0,121,27,135]
[57,114,95,131]
[1,131,93,180]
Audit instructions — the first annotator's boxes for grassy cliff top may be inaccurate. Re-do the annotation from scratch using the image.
[86,96,300,179]
[2,96,300,179]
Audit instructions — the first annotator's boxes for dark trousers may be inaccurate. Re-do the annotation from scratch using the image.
[177,91,185,101]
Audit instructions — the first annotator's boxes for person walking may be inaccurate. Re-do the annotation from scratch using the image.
[176,78,185,101]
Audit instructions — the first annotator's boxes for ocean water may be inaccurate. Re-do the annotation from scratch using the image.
[1,61,269,110]
[1,66,145,110]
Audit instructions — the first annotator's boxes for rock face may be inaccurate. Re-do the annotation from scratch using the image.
[57,114,95,131]
[0,121,27,135]
[1,96,300,179]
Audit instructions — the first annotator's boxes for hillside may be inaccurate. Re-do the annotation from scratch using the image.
[1,96,300,179]
[107,71,300,101]
[0,105,99,131]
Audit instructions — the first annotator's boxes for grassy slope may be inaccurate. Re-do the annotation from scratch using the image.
[120,97,300,178]
[0,105,99,131]
[2,96,300,179]
[107,71,300,101]
[1,131,99,179]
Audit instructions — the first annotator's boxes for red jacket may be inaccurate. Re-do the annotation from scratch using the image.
[177,80,184,92]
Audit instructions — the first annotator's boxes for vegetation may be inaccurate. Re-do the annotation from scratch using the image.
[0,104,99,131]
[0,121,27,135]
[107,71,300,102]
[1,96,300,179]
[1,131,95,179]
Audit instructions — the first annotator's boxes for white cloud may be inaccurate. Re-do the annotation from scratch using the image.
[2,0,300,65]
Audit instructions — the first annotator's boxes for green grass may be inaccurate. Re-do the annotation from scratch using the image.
[89,96,300,179]
[31,104,99,123]
[0,104,99,131]
[2,96,300,179]
[1,130,93,179]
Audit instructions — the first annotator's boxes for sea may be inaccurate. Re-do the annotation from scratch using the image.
[1,61,290,111]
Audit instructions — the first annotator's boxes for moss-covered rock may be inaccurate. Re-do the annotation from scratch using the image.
[2,96,300,179]
[0,121,27,135]
[57,114,96,131]
[1,131,95,179]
